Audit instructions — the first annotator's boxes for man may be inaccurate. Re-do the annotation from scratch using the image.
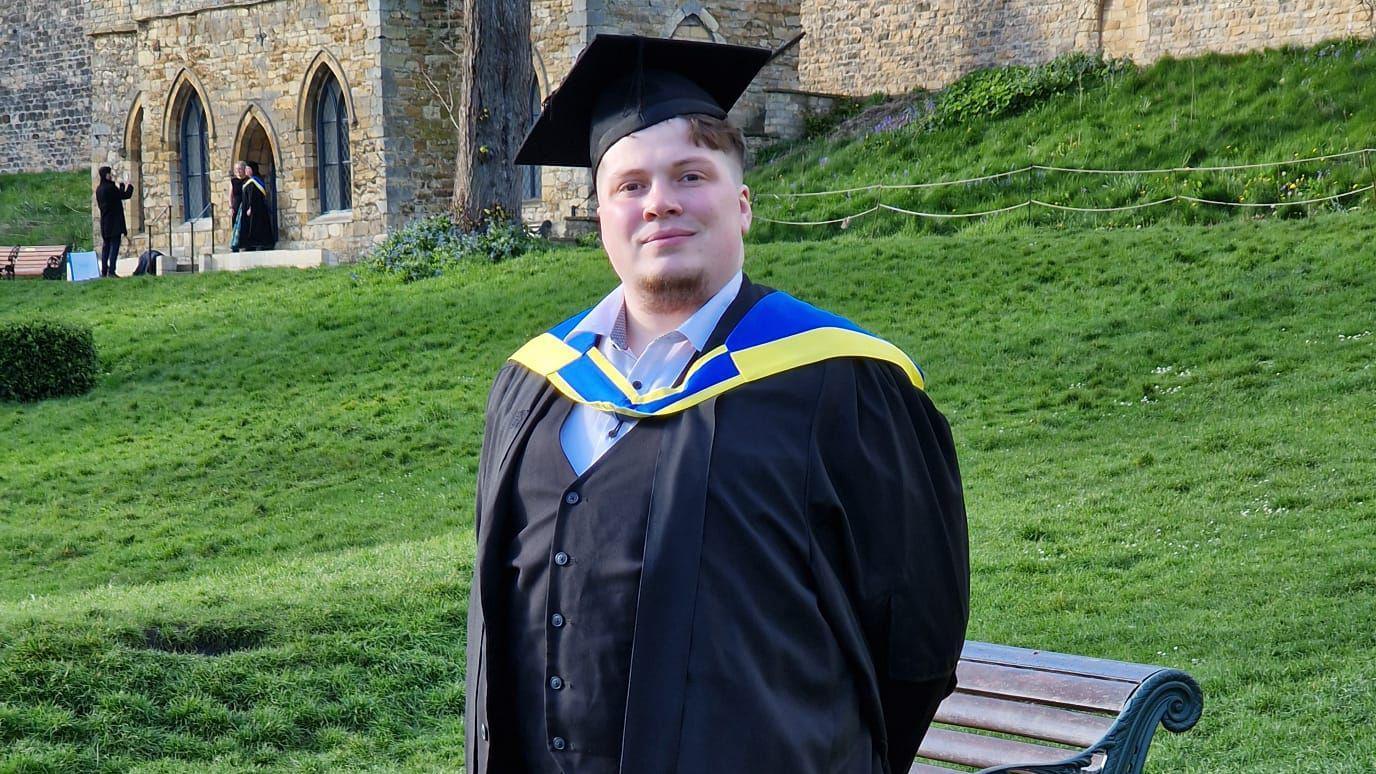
[94,166,134,278]
[237,161,276,251]
[230,161,247,253]
[465,35,969,774]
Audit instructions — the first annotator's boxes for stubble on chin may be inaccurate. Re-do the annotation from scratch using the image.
[636,271,709,315]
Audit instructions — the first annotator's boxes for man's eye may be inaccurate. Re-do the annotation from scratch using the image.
[681,172,703,182]
[619,182,643,193]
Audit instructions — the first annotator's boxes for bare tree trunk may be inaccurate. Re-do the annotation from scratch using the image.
[452,0,532,225]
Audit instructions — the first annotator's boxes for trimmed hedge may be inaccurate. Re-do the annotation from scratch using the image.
[0,319,99,402]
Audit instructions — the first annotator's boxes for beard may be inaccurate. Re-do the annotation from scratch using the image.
[636,269,711,315]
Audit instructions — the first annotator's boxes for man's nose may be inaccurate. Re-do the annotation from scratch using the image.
[643,181,683,220]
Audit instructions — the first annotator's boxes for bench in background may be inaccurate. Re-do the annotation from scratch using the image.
[915,641,1203,774]
[2,245,68,280]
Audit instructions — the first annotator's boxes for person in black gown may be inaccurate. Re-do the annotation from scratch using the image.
[237,160,276,251]
[464,35,969,774]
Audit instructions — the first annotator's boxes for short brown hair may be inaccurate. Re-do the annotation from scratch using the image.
[592,114,748,193]
[683,114,746,175]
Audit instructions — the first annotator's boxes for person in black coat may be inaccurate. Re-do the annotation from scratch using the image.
[95,166,134,278]
[465,36,969,774]
[237,161,277,251]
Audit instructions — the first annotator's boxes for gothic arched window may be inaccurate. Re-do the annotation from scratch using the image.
[179,92,211,222]
[316,73,352,213]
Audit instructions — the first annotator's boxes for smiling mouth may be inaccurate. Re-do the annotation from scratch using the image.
[642,231,694,245]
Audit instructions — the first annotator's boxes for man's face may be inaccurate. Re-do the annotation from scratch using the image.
[234,164,246,179]
[594,118,751,313]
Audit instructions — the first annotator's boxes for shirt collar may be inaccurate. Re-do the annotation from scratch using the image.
[567,270,743,353]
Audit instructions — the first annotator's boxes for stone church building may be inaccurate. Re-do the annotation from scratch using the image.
[3,0,1371,262]
[83,0,804,263]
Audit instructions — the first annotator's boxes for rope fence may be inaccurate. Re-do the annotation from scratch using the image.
[753,147,1376,226]
[755,186,1375,227]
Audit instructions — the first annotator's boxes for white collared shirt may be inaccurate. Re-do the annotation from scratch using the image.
[559,271,743,475]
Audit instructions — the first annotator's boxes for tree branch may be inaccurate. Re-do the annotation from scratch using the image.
[419,63,462,133]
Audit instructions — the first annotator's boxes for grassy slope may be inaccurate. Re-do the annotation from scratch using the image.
[2,212,1375,771]
[748,40,1376,240]
[0,171,92,251]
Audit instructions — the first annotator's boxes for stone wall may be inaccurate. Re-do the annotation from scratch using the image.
[1127,0,1372,61]
[0,0,91,173]
[800,0,1096,95]
[87,0,392,261]
[379,0,465,225]
[801,0,1374,96]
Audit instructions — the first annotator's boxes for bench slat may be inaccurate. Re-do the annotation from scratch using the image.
[935,691,1115,748]
[956,661,1137,713]
[908,762,966,774]
[5,245,66,256]
[919,727,1076,770]
[962,641,1163,683]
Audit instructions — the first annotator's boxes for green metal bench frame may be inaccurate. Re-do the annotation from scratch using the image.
[914,641,1203,774]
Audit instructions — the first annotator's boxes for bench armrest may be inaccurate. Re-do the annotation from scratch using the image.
[974,669,1203,774]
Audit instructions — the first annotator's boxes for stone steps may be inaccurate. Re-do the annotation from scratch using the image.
[113,248,336,275]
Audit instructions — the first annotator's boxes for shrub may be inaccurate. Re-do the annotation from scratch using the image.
[362,211,540,283]
[801,93,885,141]
[926,52,1131,129]
[0,319,99,402]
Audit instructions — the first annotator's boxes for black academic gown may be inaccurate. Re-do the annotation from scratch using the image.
[466,277,970,774]
[238,177,276,250]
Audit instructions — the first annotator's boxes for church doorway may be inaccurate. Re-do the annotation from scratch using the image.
[234,116,279,238]
[126,105,144,232]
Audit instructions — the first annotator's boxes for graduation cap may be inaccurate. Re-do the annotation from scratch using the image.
[515,33,801,171]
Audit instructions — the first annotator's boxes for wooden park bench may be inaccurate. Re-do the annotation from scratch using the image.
[2,245,68,280]
[914,641,1203,774]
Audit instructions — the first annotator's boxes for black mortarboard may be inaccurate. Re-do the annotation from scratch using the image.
[514,34,780,171]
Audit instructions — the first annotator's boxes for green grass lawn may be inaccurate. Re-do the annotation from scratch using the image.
[0,171,92,251]
[2,210,1375,771]
[747,40,1376,240]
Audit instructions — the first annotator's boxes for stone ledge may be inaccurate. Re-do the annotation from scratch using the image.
[202,248,338,272]
[173,218,213,233]
[308,210,354,226]
[87,22,138,37]
[764,87,851,100]
[130,0,279,26]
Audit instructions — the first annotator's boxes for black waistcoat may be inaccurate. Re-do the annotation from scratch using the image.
[490,395,665,773]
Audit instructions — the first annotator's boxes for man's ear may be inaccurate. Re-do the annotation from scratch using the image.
[739,184,752,235]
